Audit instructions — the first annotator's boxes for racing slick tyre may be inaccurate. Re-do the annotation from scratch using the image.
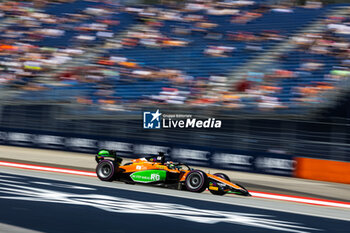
[185,170,208,193]
[209,173,230,196]
[96,160,116,181]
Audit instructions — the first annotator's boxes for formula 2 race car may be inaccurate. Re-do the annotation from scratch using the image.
[95,150,251,196]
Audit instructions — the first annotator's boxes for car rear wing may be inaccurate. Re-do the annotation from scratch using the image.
[95,149,123,165]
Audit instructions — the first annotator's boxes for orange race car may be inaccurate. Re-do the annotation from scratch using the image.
[95,150,251,196]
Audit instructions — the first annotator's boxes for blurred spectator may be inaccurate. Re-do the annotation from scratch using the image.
[0,0,348,113]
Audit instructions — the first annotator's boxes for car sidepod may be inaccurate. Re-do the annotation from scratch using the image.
[129,170,167,183]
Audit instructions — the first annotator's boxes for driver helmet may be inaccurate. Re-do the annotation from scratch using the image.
[166,161,176,170]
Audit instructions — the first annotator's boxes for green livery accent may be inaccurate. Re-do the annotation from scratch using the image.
[130,170,167,183]
[97,150,115,158]
[98,150,111,156]
[228,191,242,194]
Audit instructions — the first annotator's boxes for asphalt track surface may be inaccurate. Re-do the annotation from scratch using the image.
[1,145,350,202]
[1,167,350,233]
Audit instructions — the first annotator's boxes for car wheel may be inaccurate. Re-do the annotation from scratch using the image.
[96,160,116,181]
[185,170,208,193]
[209,173,230,196]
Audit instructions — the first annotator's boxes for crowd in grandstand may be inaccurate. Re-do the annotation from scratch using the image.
[0,0,349,113]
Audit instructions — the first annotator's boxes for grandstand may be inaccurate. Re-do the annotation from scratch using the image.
[0,0,348,116]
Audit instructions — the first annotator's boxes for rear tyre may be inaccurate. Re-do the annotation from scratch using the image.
[96,160,116,181]
[185,170,208,193]
[209,173,230,196]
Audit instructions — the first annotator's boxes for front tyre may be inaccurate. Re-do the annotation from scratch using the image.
[96,160,116,181]
[185,170,208,193]
[209,173,230,196]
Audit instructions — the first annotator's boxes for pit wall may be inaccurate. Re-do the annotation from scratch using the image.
[0,128,349,184]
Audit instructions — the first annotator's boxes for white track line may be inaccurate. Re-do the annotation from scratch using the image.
[0,161,96,177]
[249,191,350,209]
